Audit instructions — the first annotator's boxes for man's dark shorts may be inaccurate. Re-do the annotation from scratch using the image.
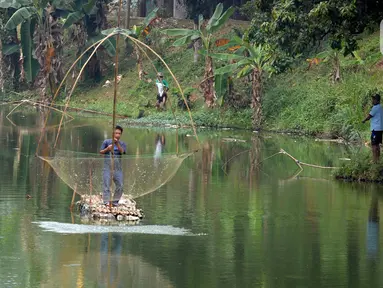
[157,92,167,103]
[371,130,383,146]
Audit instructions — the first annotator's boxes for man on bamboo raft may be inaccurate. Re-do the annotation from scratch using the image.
[362,94,383,163]
[100,125,127,206]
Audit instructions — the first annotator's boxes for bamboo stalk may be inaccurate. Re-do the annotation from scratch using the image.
[6,99,74,120]
[35,35,117,156]
[133,42,179,125]
[54,34,117,148]
[5,101,25,126]
[125,35,199,144]
[89,164,93,206]
[70,184,77,211]
[109,0,123,209]
[42,102,127,118]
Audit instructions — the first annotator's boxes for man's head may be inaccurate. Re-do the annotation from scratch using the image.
[114,125,123,140]
[157,72,163,80]
[372,94,381,105]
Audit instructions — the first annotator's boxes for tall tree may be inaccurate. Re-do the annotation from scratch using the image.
[163,3,235,106]
[242,0,383,71]
[212,36,274,129]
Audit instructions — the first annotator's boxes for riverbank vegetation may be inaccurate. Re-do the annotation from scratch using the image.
[335,152,383,183]
[1,0,383,142]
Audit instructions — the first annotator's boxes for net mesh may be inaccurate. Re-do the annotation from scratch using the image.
[39,150,192,199]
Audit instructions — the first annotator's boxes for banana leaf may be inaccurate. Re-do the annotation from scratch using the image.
[0,0,31,9]
[143,7,159,28]
[215,73,229,106]
[82,0,96,14]
[87,34,116,56]
[20,19,39,83]
[5,7,38,30]
[63,11,84,29]
[2,43,20,55]
[206,3,223,31]
[209,7,235,34]
[162,28,195,37]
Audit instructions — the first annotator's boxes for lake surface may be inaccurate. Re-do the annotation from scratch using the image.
[0,105,383,288]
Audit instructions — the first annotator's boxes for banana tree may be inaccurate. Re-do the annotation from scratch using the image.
[162,3,234,107]
[212,37,274,129]
[3,0,76,98]
[316,41,362,84]
[63,0,115,81]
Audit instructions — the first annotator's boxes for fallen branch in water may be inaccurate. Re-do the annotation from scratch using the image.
[37,102,129,119]
[5,99,74,126]
[257,148,338,178]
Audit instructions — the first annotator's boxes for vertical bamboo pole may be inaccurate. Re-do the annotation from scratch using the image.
[70,184,77,211]
[110,0,123,209]
[176,128,179,155]
[89,164,93,205]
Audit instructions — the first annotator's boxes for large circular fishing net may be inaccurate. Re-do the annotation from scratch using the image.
[39,150,193,199]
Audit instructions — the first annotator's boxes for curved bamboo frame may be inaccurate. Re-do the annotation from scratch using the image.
[53,33,116,148]
[37,35,200,154]
[35,36,117,155]
[131,38,178,125]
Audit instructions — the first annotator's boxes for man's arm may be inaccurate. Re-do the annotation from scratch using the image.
[114,139,125,154]
[362,114,372,123]
[163,80,169,91]
[363,106,376,123]
[100,140,112,154]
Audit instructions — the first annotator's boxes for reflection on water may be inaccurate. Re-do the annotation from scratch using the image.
[367,192,379,260]
[1,106,383,287]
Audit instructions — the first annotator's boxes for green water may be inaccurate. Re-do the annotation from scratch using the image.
[0,106,382,288]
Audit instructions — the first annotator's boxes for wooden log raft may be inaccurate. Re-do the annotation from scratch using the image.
[76,194,144,223]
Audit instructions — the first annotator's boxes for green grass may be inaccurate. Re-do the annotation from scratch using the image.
[7,20,380,138]
[334,151,383,182]
[263,31,383,142]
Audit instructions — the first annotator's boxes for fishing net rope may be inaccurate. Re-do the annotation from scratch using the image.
[39,150,193,199]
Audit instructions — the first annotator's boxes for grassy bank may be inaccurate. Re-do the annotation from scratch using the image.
[263,32,383,142]
[4,19,383,139]
[66,26,382,140]
[334,151,383,183]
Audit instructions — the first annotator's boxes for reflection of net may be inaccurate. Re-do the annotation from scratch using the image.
[39,150,191,199]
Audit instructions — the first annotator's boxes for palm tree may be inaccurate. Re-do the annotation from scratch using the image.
[162,3,234,107]
[213,37,274,129]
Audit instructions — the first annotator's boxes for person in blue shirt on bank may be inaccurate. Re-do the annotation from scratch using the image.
[362,94,383,163]
[100,125,127,206]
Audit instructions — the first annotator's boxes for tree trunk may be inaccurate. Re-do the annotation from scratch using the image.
[0,39,3,93]
[192,23,201,63]
[125,0,131,29]
[139,0,146,17]
[249,136,261,190]
[333,55,340,83]
[200,55,215,106]
[251,68,262,130]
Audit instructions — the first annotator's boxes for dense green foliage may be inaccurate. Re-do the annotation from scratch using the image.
[335,151,383,182]
[1,1,383,141]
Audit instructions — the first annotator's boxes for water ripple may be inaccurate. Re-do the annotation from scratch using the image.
[34,221,197,236]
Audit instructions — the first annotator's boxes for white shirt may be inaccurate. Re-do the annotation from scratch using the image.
[369,104,383,131]
[156,82,164,97]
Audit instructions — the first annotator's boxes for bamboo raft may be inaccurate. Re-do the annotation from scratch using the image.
[76,194,144,223]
